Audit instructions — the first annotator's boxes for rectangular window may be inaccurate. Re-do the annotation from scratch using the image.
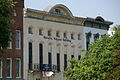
[78,55,81,60]
[29,42,32,70]
[86,35,90,50]
[48,30,51,36]
[56,31,60,37]
[71,55,74,58]
[64,54,67,70]
[28,27,33,34]
[57,53,60,72]
[8,41,12,49]
[78,34,81,40]
[48,52,52,66]
[39,29,42,35]
[39,44,43,71]
[16,30,21,49]
[6,58,12,78]
[16,58,21,78]
[64,33,67,38]
[8,33,12,49]
[0,58,2,78]
[71,34,74,39]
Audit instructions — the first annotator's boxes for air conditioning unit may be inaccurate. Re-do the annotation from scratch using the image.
[52,65,57,72]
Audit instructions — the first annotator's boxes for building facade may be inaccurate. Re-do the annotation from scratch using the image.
[23,4,85,80]
[0,0,24,80]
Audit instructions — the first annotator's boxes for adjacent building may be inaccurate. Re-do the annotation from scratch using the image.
[0,0,24,79]
[23,4,85,80]
[83,17,113,50]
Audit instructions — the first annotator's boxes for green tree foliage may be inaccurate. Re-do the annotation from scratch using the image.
[64,26,120,80]
[105,53,120,80]
[0,0,14,51]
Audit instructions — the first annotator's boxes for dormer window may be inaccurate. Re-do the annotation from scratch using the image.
[55,9,61,13]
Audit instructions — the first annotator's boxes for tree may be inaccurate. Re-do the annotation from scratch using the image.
[64,26,120,80]
[0,0,14,52]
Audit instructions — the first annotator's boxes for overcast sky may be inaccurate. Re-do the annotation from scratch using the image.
[25,0,120,26]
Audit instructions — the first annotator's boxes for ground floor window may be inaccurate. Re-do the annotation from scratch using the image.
[64,54,67,70]
[57,53,60,72]
[16,58,21,78]
[6,58,12,78]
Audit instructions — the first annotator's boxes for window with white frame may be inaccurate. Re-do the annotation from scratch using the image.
[16,30,21,49]
[8,41,12,49]
[6,58,12,78]
[8,33,12,49]
[28,27,33,34]
[16,58,21,78]
[13,10,16,16]
[0,58,2,78]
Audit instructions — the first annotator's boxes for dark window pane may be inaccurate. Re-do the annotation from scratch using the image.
[64,54,67,70]
[71,55,74,58]
[78,55,81,60]
[39,44,43,71]
[48,52,52,66]
[57,53,60,72]
[16,59,20,77]
[29,42,32,70]
[7,59,11,77]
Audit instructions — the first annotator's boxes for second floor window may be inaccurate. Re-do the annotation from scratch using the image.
[78,34,81,40]
[48,30,51,36]
[64,32,67,38]
[8,33,12,49]
[16,30,21,49]
[39,29,42,35]
[56,31,60,37]
[71,34,74,39]
[28,27,33,34]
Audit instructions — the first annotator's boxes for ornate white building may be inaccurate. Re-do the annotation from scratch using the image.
[23,4,85,80]
[23,4,113,80]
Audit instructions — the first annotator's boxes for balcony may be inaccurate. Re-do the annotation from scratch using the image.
[29,63,40,71]
[28,63,57,72]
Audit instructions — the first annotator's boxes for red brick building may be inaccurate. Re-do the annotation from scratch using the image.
[0,0,24,80]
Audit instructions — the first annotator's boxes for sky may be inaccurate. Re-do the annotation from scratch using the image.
[25,0,120,26]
